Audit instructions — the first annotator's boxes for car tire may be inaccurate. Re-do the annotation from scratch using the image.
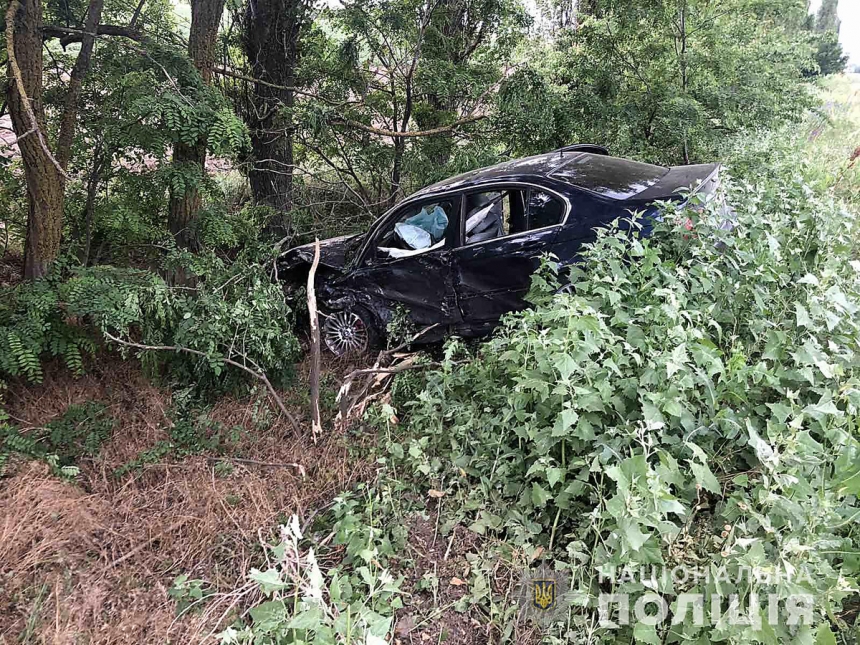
[321,306,381,356]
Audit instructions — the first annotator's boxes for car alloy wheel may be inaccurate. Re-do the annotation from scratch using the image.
[322,309,370,356]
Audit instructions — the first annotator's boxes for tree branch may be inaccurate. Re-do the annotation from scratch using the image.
[56,0,105,172]
[306,239,322,438]
[102,332,302,436]
[0,126,34,148]
[332,113,486,138]
[129,0,146,28]
[41,23,144,44]
[212,65,356,106]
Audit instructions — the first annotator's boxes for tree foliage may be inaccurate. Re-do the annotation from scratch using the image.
[498,0,816,164]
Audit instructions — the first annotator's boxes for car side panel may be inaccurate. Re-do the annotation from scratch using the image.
[551,190,645,261]
[452,226,560,322]
[320,251,458,334]
[320,196,463,335]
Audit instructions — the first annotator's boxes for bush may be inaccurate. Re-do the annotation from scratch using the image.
[217,492,406,644]
[0,250,300,390]
[393,172,860,641]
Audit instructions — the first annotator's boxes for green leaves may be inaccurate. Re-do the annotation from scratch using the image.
[393,153,860,642]
[531,482,552,508]
[688,460,721,495]
[222,508,404,645]
[815,623,838,645]
[249,568,289,595]
[633,621,661,645]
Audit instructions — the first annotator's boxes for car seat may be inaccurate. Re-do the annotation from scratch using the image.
[465,194,503,243]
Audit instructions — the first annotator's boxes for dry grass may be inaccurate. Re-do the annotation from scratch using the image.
[0,357,374,644]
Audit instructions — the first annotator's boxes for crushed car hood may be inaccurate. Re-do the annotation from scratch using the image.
[279,234,363,271]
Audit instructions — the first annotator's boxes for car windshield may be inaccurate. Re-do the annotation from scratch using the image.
[552,153,668,200]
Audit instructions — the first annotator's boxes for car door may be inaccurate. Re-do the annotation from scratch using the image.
[341,195,462,329]
[452,185,569,324]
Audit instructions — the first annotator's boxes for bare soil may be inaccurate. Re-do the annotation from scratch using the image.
[392,513,483,645]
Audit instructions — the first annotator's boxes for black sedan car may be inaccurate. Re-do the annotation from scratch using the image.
[280,145,722,355]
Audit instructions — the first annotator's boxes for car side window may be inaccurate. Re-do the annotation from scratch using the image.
[376,199,454,260]
[463,190,526,245]
[526,189,565,229]
[462,188,564,245]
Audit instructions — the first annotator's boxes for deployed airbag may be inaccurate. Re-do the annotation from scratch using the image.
[405,205,448,242]
[381,239,445,259]
[394,223,432,250]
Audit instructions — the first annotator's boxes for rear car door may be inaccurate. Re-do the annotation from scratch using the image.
[342,195,462,329]
[452,185,568,324]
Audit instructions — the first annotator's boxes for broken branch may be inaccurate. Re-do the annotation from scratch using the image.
[307,239,322,438]
[102,332,301,436]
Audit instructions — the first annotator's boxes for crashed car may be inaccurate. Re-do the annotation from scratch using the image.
[279,145,724,355]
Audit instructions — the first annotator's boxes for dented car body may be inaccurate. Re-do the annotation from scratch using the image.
[279,146,722,354]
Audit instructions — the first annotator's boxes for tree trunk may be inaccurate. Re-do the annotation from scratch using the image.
[7,0,64,279]
[7,0,105,279]
[241,0,307,233]
[56,0,104,171]
[167,0,226,255]
[81,143,105,265]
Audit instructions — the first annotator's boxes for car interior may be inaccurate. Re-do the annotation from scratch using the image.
[464,190,529,244]
[377,200,453,259]
[374,189,565,260]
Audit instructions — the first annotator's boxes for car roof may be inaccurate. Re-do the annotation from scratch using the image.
[413,151,670,202]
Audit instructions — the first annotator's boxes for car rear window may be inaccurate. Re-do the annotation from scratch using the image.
[552,153,668,200]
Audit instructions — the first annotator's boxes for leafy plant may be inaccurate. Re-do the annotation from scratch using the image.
[169,575,213,615]
[218,512,404,645]
[0,401,115,477]
[0,251,300,391]
[386,166,860,641]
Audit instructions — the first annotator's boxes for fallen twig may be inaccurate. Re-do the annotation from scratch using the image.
[110,518,186,567]
[205,456,306,477]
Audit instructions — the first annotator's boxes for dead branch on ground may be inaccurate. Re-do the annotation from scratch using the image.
[335,323,444,430]
[205,457,306,477]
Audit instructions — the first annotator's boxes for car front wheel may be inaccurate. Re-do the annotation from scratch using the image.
[321,307,379,356]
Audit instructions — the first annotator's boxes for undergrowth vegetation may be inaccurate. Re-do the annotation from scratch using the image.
[221,80,860,644]
[0,249,299,388]
[0,401,114,477]
[394,181,860,642]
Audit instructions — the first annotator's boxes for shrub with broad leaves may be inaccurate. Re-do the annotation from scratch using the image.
[395,172,860,642]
